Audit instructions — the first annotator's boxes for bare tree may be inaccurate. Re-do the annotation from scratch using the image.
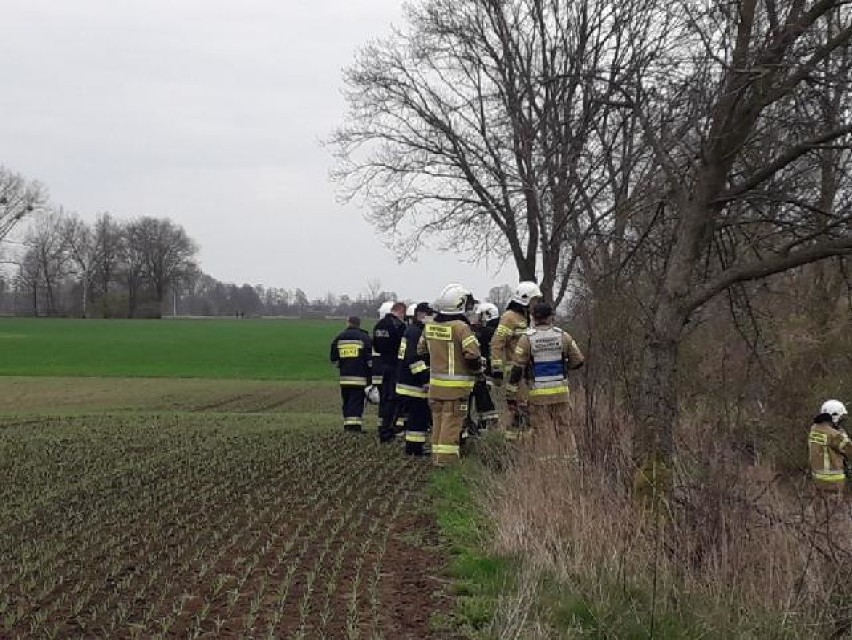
[92,213,123,316]
[126,217,198,316]
[22,209,68,316]
[0,167,46,242]
[63,214,98,318]
[333,0,655,306]
[487,284,513,310]
[622,0,852,492]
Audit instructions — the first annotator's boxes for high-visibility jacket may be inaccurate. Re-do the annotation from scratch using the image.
[507,322,584,405]
[809,417,852,492]
[491,305,529,375]
[396,321,429,399]
[417,314,483,401]
[329,327,372,386]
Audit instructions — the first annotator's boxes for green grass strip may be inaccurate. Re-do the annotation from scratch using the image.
[430,462,514,638]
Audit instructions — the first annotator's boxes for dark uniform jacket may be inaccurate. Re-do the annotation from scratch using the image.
[474,318,499,377]
[396,320,430,398]
[373,314,407,368]
[329,327,372,386]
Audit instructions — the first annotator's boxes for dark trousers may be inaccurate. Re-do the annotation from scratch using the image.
[468,379,498,432]
[379,369,399,442]
[340,385,366,432]
[404,397,432,456]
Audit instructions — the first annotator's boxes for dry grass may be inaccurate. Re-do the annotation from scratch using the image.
[481,396,852,638]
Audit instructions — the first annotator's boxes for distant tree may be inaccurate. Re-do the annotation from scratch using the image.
[92,213,123,316]
[128,217,198,313]
[120,222,148,318]
[23,209,68,316]
[294,288,309,314]
[0,167,45,242]
[487,285,513,310]
[63,214,98,318]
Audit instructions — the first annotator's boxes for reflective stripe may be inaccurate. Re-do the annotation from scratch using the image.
[425,324,452,341]
[410,361,428,374]
[338,339,364,346]
[813,471,846,482]
[371,376,383,385]
[491,358,503,371]
[462,335,479,349]
[395,418,406,427]
[340,376,368,386]
[405,432,427,443]
[809,432,828,445]
[529,385,569,397]
[397,384,428,398]
[343,418,363,426]
[431,374,475,390]
[433,444,460,455]
[495,325,512,336]
[505,384,518,393]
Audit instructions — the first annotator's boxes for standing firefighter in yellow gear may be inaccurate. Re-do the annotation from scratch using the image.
[418,283,483,466]
[506,302,584,448]
[491,281,542,437]
[809,400,851,493]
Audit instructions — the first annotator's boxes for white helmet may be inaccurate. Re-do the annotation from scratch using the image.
[821,400,848,425]
[377,301,394,319]
[435,283,473,315]
[406,303,417,319]
[365,385,380,405]
[512,281,543,306]
[477,302,499,323]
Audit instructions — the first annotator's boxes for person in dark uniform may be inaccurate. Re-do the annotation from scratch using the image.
[329,316,372,432]
[396,302,433,455]
[372,302,407,442]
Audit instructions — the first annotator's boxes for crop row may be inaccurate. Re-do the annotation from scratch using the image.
[0,413,432,639]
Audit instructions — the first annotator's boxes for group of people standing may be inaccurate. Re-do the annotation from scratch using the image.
[329,281,585,466]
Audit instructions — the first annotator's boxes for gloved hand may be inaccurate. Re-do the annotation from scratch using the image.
[491,370,504,382]
[506,397,518,411]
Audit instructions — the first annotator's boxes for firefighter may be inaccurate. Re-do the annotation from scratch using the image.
[396,302,433,455]
[491,282,543,437]
[809,400,851,494]
[329,316,372,432]
[506,303,584,452]
[370,301,394,431]
[405,303,417,325]
[373,301,407,442]
[475,302,500,378]
[464,302,500,435]
[418,283,483,466]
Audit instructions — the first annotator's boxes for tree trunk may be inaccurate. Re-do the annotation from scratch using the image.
[633,300,683,507]
[128,281,137,318]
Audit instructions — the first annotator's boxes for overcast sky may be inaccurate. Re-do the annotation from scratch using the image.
[0,0,511,302]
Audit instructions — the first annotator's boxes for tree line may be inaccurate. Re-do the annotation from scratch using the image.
[2,180,514,318]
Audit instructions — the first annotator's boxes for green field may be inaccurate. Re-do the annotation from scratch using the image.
[0,318,465,639]
[0,318,345,380]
